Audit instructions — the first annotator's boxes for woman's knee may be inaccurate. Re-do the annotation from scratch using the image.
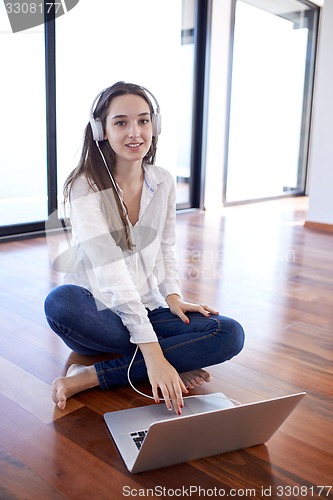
[214,316,245,359]
[229,318,245,356]
[44,284,81,325]
[45,285,66,316]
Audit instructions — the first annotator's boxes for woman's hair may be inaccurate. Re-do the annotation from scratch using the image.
[63,81,158,249]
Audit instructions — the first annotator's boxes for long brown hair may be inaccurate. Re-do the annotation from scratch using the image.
[64,81,158,249]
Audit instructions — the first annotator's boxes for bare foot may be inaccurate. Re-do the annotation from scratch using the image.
[180,369,212,389]
[52,364,99,410]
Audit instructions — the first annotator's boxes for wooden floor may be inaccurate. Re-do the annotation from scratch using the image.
[0,196,332,499]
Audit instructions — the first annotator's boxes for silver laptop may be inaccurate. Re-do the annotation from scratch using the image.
[104,391,305,473]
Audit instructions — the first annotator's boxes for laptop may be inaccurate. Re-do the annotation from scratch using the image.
[104,391,305,473]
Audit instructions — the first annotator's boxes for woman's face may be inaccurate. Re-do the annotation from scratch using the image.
[104,93,153,165]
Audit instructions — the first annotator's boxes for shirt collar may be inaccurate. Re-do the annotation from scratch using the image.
[139,164,165,218]
[142,164,165,194]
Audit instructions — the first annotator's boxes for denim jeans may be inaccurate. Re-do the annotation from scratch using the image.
[44,284,245,390]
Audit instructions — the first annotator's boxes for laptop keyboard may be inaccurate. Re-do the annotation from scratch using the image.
[130,430,148,450]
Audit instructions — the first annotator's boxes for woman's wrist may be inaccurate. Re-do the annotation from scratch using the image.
[165,293,182,306]
[138,341,164,366]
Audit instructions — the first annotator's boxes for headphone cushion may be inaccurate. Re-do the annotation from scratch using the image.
[90,117,104,142]
[152,113,162,136]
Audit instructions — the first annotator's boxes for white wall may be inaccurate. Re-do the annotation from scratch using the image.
[306,0,333,226]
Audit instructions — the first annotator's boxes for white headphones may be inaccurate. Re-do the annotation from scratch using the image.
[89,84,162,142]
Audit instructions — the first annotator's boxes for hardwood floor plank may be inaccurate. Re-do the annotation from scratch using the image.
[0,394,142,498]
[0,356,82,423]
[237,348,332,397]
[264,433,333,486]
[0,322,76,386]
[193,438,333,496]
[0,444,65,500]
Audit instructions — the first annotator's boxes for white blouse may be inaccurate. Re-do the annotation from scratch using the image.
[64,164,182,344]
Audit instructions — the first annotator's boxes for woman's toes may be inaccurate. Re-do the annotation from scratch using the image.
[201,371,212,383]
[52,378,68,409]
[57,397,66,410]
[180,369,212,389]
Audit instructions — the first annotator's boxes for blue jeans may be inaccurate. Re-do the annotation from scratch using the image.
[44,285,245,390]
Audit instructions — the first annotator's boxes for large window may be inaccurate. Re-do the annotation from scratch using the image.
[0,3,47,229]
[225,0,319,203]
[0,0,207,239]
[56,0,197,208]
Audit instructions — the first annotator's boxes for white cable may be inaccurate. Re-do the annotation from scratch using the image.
[127,345,241,406]
[127,345,156,400]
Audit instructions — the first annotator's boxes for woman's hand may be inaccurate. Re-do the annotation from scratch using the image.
[166,294,219,324]
[138,342,188,414]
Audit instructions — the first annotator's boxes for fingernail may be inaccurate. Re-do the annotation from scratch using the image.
[177,409,182,415]
[185,319,190,324]
[180,403,184,408]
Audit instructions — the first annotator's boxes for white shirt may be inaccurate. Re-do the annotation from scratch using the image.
[64,164,182,344]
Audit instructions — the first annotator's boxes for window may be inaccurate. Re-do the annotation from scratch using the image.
[0,0,209,238]
[225,0,319,203]
[56,0,198,208]
[0,3,47,230]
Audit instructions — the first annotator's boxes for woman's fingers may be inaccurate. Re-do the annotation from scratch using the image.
[200,304,219,315]
[184,303,220,317]
[174,302,220,324]
[152,384,160,405]
[176,310,190,324]
[153,378,187,415]
[167,295,219,322]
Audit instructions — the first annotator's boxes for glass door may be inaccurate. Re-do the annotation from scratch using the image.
[225,0,319,203]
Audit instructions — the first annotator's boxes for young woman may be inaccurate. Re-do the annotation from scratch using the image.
[44,81,245,415]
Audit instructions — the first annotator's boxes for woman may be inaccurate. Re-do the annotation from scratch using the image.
[44,81,244,415]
